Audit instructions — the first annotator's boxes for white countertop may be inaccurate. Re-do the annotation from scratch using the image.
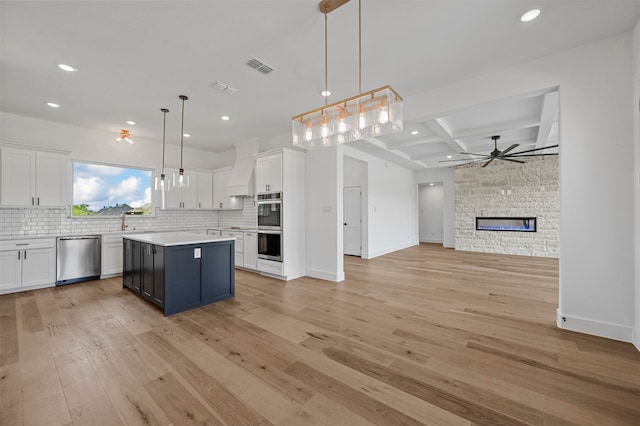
[122,232,235,247]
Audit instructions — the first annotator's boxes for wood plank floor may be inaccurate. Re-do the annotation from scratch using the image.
[1,243,638,425]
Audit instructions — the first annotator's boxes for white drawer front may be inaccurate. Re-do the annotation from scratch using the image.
[257,259,283,276]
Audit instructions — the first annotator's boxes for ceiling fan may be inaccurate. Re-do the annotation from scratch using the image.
[440,135,558,168]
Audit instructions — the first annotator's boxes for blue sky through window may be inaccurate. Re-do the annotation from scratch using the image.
[73,162,152,215]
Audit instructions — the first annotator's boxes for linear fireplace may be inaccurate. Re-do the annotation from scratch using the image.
[476,217,536,232]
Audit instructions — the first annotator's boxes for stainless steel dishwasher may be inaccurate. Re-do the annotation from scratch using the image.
[56,236,101,285]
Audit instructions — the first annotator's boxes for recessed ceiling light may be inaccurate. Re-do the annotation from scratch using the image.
[183,133,191,138]
[125,120,136,125]
[321,90,331,97]
[446,155,452,159]
[57,64,77,72]
[429,183,434,186]
[411,130,419,135]
[46,102,60,108]
[521,9,541,22]
[220,115,230,121]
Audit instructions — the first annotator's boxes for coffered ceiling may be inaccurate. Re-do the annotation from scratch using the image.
[1,1,638,168]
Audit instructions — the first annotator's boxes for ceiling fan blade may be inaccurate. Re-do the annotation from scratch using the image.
[482,158,495,168]
[509,153,559,158]
[460,152,492,157]
[499,144,519,156]
[499,157,525,164]
[438,158,487,163]
[506,144,559,156]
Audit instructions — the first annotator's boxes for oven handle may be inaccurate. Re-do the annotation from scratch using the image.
[257,200,282,205]
[258,230,282,235]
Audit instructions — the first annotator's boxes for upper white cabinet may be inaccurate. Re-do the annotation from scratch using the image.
[197,172,213,209]
[256,154,282,193]
[213,168,242,210]
[0,147,68,207]
[163,168,199,209]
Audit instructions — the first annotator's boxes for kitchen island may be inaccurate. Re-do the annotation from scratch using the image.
[122,232,235,315]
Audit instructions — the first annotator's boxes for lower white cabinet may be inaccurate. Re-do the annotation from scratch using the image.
[257,258,284,276]
[0,238,56,294]
[221,231,244,268]
[243,232,257,270]
[101,234,124,278]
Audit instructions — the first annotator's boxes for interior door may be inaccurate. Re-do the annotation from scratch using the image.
[343,186,362,256]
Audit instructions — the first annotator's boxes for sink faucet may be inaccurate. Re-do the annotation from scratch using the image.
[121,212,129,231]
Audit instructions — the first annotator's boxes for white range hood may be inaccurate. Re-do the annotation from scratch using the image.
[227,140,259,196]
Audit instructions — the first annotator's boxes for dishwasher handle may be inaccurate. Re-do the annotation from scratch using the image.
[58,236,100,240]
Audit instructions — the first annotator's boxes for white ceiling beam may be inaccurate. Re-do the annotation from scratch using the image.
[348,137,428,170]
[451,117,541,140]
[536,91,558,148]
[427,118,467,153]
[387,135,442,150]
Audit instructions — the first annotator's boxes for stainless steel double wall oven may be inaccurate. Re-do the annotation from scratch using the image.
[257,192,282,262]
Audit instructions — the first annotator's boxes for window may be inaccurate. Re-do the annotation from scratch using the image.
[72,161,153,217]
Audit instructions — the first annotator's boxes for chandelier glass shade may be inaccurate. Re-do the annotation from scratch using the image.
[292,85,402,149]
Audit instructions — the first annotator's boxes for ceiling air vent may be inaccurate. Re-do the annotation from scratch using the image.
[246,57,275,75]
[212,81,238,95]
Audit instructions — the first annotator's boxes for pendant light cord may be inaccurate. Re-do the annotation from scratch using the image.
[324,12,328,108]
[178,95,188,171]
[161,108,168,175]
[358,0,362,95]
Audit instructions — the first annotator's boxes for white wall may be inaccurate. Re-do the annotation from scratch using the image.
[415,167,455,248]
[344,146,417,259]
[305,145,344,282]
[418,184,444,244]
[632,20,640,351]
[406,33,635,343]
[0,112,232,170]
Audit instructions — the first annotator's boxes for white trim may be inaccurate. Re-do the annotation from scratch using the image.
[366,241,417,260]
[0,282,55,295]
[443,239,455,248]
[556,309,633,343]
[633,328,640,352]
[419,238,444,244]
[306,268,345,282]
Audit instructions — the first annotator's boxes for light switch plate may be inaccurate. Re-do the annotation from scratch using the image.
[194,248,201,259]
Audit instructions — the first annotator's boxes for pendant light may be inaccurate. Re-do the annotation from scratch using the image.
[154,108,170,199]
[292,0,403,149]
[173,95,189,188]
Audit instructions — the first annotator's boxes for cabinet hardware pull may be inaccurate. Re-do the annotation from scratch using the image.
[37,197,40,205]
[31,197,34,205]
[16,243,29,246]
[18,251,20,260]
[24,250,27,260]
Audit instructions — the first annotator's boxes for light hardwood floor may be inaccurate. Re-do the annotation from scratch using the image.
[1,243,638,425]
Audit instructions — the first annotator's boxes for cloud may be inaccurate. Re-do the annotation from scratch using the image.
[130,187,152,208]
[74,176,110,210]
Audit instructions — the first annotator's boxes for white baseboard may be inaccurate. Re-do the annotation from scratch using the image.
[443,240,455,249]
[419,238,444,244]
[0,282,55,295]
[556,308,634,343]
[633,328,640,352]
[366,241,417,260]
[306,268,345,282]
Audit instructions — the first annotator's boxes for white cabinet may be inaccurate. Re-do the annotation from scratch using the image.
[256,154,282,193]
[197,172,213,209]
[221,231,244,267]
[254,148,306,280]
[101,234,124,277]
[213,169,242,210]
[164,168,198,209]
[243,232,257,270]
[0,147,67,207]
[0,238,56,294]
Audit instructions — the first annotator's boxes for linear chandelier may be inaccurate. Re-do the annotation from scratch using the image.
[292,0,403,149]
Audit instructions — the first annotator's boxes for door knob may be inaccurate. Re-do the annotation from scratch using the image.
[344,223,347,226]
